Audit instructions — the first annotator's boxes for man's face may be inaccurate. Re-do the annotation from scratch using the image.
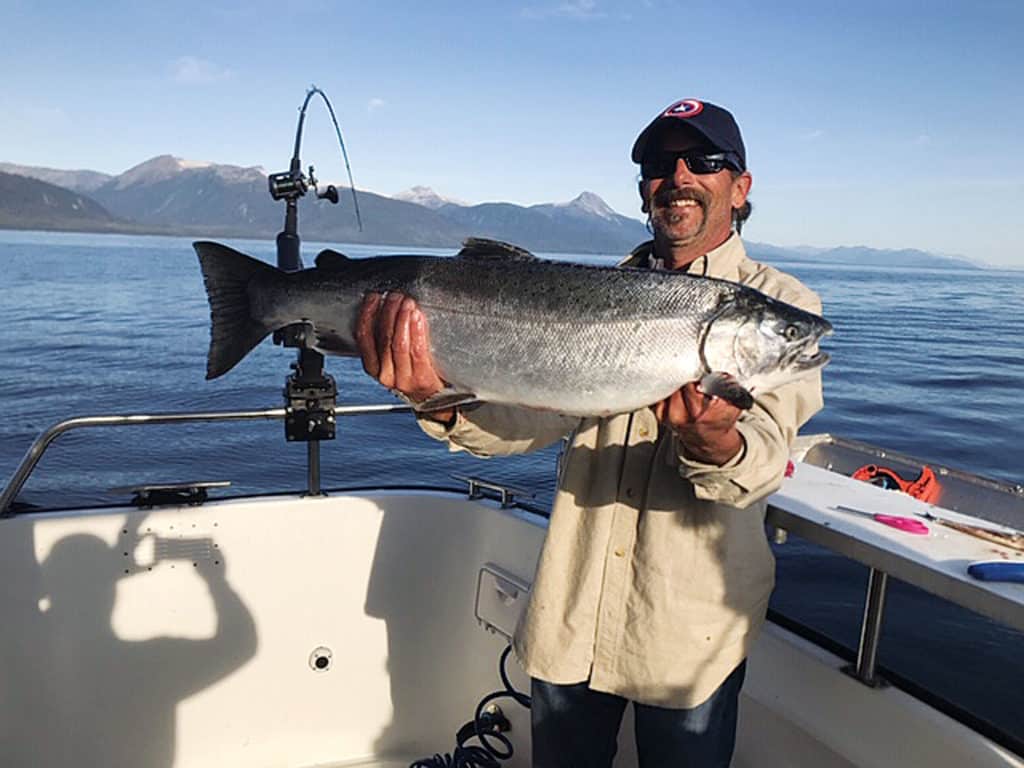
[640,125,752,256]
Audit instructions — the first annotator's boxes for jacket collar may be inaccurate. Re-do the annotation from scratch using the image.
[620,232,747,281]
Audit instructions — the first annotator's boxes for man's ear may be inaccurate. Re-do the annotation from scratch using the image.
[731,171,753,208]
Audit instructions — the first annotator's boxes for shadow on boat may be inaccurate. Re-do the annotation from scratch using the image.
[0,514,257,768]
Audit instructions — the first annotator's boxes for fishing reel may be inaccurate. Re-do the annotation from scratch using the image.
[268,164,339,204]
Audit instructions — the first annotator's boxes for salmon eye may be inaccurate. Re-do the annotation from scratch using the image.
[784,324,801,341]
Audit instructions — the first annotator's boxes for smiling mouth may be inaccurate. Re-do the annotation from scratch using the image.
[653,189,707,211]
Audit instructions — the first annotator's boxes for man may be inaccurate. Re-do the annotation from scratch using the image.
[356,100,823,767]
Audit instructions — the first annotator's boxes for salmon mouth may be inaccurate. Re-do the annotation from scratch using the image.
[795,349,830,371]
[782,328,832,372]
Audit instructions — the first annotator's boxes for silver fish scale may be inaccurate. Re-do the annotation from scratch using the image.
[426,309,711,414]
[406,257,738,323]
[392,257,734,414]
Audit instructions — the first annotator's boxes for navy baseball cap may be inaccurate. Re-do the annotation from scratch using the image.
[631,99,747,171]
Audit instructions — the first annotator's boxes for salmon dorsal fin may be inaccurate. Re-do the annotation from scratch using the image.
[315,249,352,270]
[456,238,538,262]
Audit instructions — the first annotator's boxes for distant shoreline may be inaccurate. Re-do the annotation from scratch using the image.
[1,227,1007,271]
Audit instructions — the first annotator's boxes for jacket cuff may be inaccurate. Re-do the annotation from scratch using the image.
[416,409,464,440]
[675,421,773,506]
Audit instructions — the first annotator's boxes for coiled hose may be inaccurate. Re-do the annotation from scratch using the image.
[410,645,531,768]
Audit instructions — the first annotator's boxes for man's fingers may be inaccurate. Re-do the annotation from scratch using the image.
[682,382,714,419]
[392,297,416,390]
[684,382,742,427]
[358,292,443,401]
[356,293,383,378]
[375,292,405,387]
[653,390,691,428]
[410,308,442,393]
[651,398,667,423]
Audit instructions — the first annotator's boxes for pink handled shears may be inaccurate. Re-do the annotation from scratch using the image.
[832,505,930,535]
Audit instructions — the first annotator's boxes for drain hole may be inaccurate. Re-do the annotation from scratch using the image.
[309,646,333,672]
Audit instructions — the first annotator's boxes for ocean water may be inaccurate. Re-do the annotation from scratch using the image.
[2,230,1022,747]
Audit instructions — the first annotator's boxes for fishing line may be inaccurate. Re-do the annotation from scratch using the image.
[298,84,363,230]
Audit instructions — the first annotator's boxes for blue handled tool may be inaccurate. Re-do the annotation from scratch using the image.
[967,561,1024,583]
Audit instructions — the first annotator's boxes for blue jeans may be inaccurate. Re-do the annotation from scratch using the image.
[530,661,746,768]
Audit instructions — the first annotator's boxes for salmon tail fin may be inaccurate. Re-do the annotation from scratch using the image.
[194,241,280,380]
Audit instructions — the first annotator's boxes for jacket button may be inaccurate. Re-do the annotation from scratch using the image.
[614,548,625,558]
[638,426,650,438]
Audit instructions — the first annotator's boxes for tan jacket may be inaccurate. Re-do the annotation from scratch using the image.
[419,233,824,707]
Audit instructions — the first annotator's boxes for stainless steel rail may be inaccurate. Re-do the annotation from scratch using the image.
[450,473,536,508]
[0,403,413,516]
[852,568,888,687]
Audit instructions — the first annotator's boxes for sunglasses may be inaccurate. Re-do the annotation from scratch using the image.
[640,151,739,179]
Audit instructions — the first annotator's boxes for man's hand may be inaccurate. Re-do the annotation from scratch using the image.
[652,382,744,466]
[354,292,454,423]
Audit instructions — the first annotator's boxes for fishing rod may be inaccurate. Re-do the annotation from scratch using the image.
[268,84,363,270]
[268,85,362,493]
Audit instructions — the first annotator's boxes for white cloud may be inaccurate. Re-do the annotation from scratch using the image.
[368,97,385,113]
[911,134,932,146]
[171,56,233,84]
[522,0,605,20]
[800,129,825,141]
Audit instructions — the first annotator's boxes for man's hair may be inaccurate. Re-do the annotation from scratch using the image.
[730,170,752,234]
[733,200,752,234]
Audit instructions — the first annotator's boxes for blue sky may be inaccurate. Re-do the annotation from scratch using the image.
[2,1,1022,266]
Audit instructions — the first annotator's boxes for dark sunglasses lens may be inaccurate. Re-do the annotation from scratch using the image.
[641,158,675,179]
[641,152,729,178]
[687,154,727,173]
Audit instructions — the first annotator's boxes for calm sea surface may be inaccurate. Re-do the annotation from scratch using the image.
[2,230,1023,746]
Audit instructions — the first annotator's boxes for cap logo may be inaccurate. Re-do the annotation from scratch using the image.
[663,99,704,118]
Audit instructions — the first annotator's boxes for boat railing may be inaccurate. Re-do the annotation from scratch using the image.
[0,403,413,517]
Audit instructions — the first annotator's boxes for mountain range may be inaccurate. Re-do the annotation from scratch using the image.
[0,156,980,268]
[0,157,650,252]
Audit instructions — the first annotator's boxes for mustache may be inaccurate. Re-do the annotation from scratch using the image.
[652,187,709,209]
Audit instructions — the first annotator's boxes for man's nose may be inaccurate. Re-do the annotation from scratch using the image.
[672,156,698,186]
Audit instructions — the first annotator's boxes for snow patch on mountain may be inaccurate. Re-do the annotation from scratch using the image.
[393,186,467,209]
[0,162,112,192]
[111,155,265,189]
[553,191,618,220]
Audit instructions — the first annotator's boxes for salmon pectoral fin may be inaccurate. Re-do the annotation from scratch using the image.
[698,372,755,410]
[194,241,280,379]
[312,329,360,357]
[393,387,479,413]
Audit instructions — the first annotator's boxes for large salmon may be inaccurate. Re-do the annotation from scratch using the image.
[195,238,831,414]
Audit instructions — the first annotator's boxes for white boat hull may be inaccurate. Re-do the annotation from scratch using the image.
[0,490,1019,767]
